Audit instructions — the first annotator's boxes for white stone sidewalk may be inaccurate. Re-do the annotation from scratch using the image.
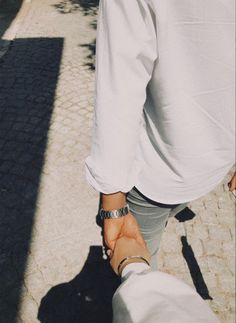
[0,1,235,322]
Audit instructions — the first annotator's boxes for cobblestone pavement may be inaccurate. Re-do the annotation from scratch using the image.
[0,1,235,322]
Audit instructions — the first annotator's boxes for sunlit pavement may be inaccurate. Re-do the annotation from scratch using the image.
[0,1,235,322]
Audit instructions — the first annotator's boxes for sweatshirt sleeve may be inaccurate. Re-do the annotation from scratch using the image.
[84,0,158,194]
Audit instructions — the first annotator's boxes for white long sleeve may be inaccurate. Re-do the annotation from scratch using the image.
[113,270,220,323]
[85,0,158,194]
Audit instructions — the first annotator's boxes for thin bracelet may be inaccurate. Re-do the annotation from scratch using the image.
[117,255,150,276]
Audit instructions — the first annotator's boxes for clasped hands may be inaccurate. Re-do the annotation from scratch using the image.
[101,191,146,256]
[104,212,146,257]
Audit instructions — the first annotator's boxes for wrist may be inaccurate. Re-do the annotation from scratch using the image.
[102,191,126,211]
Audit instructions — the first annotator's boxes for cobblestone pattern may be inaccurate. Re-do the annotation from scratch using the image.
[158,177,235,323]
[0,1,235,322]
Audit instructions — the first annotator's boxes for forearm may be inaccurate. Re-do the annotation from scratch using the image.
[102,192,127,211]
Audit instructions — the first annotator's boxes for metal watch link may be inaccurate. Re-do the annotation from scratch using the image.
[99,203,130,220]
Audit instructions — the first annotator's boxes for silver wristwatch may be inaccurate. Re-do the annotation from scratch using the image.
[100,203,130,220]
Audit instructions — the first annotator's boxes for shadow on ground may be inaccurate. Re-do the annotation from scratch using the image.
[53,0,98,71]
[175,208,212,300]
[38,208,212,323]
[53,0,99,16]
[38,246,120,323]
[0,37,63,322]
[0,0,23,39]
[80,38,96,70]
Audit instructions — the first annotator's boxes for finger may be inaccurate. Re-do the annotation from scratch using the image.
[107,249,113,258]
[228,174,236,191]
[228,181,232,189]
[105,238,115,251]
[228,182,235,191]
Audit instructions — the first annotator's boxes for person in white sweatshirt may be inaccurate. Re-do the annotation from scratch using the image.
[85,0,235,267]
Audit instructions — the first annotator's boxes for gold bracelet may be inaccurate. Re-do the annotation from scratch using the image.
[117,255,150,276]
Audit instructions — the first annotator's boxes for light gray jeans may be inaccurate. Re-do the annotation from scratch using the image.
[126,186,188,270]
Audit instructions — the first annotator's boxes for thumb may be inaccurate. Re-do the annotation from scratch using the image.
[105,238,115,251]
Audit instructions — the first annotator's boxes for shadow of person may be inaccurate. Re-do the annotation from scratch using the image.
[175,206,196,222]
[174,208,212,300]
[38,246,120,323]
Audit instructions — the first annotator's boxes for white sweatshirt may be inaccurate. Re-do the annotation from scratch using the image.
[113,264,219,323]
[85,0,235,203]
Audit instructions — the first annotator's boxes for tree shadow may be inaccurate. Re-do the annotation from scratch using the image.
[174,208,212,300]
[0,0,23,39]
[80,39,96,71]
[53,0,99,16]
[0,37,63,322]
[53,0,99,71]
[38,246,120,323]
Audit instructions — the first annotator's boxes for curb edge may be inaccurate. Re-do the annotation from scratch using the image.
[0,0,32,59]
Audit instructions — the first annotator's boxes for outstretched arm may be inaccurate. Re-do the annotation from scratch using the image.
[85,0,157,250]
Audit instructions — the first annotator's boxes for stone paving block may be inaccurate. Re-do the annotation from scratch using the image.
[203,199,219,212]
[161,230,182,254]
[208,225,232,242]
[207,256,232,276]
[163,253,188,273]
[217,273,235,294]
[203,238,223,257]
[188,237,204,257]
[210,289,232,315]
[218,194,235,210]
[200,209,219,225]
[217,208,236,226]
[203,272,218,290]
[187,222,209,241]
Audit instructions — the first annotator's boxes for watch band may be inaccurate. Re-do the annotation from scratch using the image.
[100,203,130,220]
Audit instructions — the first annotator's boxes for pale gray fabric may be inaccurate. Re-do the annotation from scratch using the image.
[126,186,188,269]
[113,266,220,323]
[85,0,235,203]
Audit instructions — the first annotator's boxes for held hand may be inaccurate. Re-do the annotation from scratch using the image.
[104,216,125,252]
[103,212,146,252]
[228,172,236,192]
